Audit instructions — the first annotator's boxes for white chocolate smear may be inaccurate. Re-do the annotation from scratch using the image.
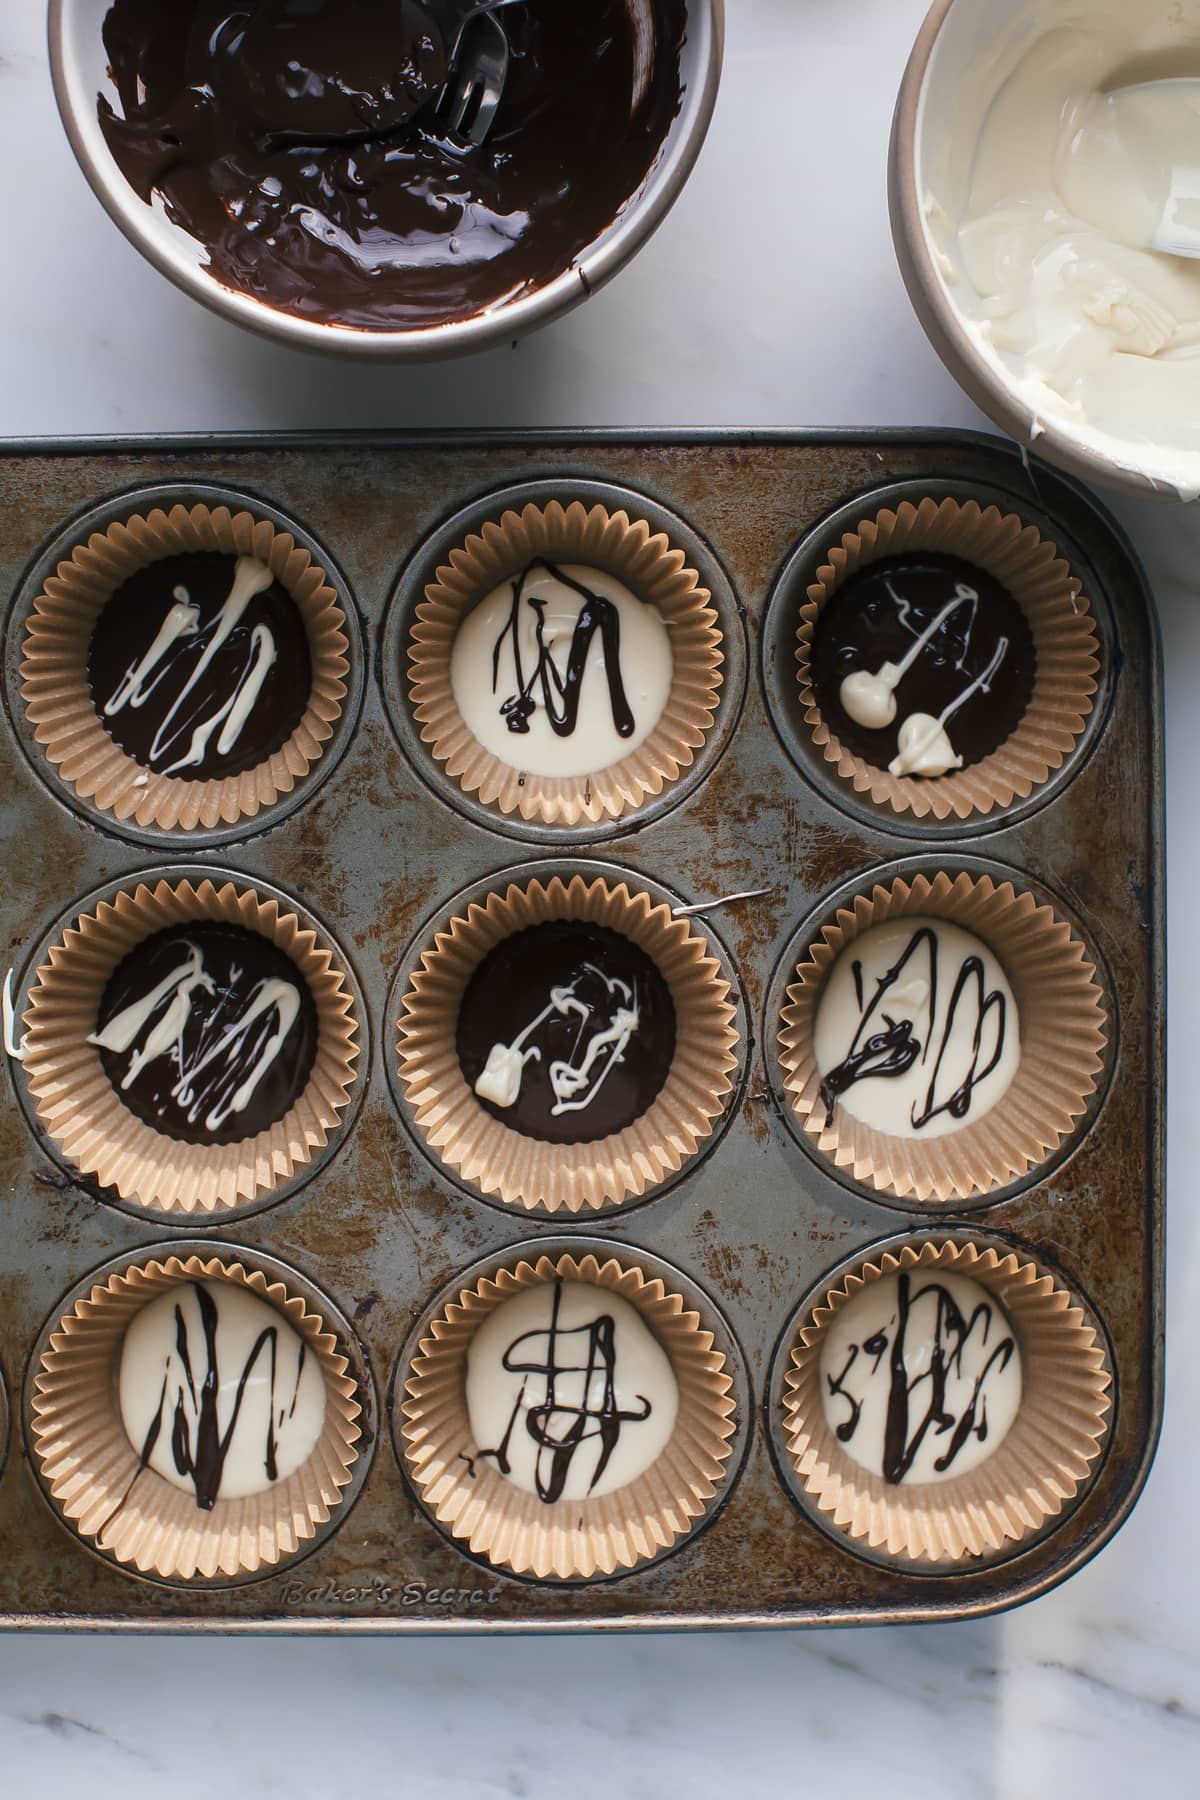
[474,964,641,1120]
[836,579,1008,780]
[2,968,27,1061]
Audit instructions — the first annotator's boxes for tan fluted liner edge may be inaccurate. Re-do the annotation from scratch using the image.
[778,871,1108,1203]
[397,873,739,1213]
[22,877,359,1214]
[19,502,349,831]
[401,1250,737,1580]
[408,500,724,826]
[795,497,1100,821]
[30,1254,362,1581]
[783,1239,1112,1564]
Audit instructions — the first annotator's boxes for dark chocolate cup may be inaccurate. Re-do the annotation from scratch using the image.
[795,496,1100,821]
[19,499,350,835]
[21,874,360,1216]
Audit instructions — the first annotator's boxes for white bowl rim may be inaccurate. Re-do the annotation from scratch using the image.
[889,0,1182,503]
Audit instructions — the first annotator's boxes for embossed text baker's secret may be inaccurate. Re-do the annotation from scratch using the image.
[276,1576,505,1610]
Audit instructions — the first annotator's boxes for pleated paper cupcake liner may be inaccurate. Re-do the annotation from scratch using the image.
[20,501,349,832]
[782,1238,1112,1564]
[30,1253,362,1582]
[795,497,1100,821]
[400,1250,737,1581]
[777,870,1108,1203]
[396,873,739,1214]
[22,876,360,1215]
[408,499,723,827]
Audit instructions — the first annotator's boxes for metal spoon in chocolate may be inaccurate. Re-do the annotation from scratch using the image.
[208,0,528,150]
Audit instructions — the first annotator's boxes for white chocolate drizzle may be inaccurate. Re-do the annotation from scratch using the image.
[102,556,278,775]
[89,937,302,1134]
[473,964,641,1118]
[2,968,27,1061]
[836,579,1009,779]
[672,886,774,919]
[888,638,1008,778]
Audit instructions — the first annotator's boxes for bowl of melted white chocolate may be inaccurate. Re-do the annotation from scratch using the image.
[891,0,1200,499]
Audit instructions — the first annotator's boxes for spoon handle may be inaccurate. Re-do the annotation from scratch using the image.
[443,0,528,47]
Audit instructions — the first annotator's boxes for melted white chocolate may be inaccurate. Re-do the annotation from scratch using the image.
[2,968,27,1061]
[819,1270,1022,1486]
[814,917,1020,1140]
[473,965,642,1120]
[928,0,1200,497]
[465,1280,677,1504]
[836,578,1010,779]
[119,1280,326,1504]
[450,562,673,780]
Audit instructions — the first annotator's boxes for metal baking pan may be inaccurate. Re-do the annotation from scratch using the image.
[0,429,1164,1631]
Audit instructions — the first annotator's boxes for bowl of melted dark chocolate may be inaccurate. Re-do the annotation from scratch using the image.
[51,0,723,355]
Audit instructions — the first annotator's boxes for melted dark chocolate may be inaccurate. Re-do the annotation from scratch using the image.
[95,920,317,1145]
[456,919,675,1145]
[819,926,1010,1132]
[493,560,638,741]
[97,0,688,330]
[87,551,313,781]
[825,1272,1017,1486]
[809,554,1036,772]
[477,1277,653,1504]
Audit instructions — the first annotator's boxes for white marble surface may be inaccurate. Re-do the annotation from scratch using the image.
[0,1,1196,1794]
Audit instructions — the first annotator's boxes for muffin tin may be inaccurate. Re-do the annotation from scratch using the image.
[0,429,1163,1630]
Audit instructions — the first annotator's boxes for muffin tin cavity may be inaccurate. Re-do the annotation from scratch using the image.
[379,479,747,845]
[23,1241,376,1589]
[8,865,368,1225]
[766,1229,1115,1575]
[768,853,1116,1213]
[761,477,1116,839]
[386,858,750,1220]
[389,1236,749,1585]
[0,433,1162,1633]
[4,483,365,850]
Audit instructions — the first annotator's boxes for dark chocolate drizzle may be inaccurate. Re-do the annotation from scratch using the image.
[96,0,689,331]
[492,560,637,741]
[809,553,1036,773]
[477,1279,653,1505]
[129,1281,302,1511]
[94,921,318,1146]
[825,1272,1017,1486]
[819,926,1009,1132]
